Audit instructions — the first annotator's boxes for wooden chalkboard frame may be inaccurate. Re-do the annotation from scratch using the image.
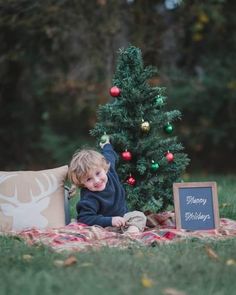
[173,182,219,230]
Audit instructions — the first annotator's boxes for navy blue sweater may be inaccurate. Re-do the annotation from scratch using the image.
[76,144,128,227]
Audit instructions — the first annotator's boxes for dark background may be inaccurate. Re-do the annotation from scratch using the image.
[0,0,235,173]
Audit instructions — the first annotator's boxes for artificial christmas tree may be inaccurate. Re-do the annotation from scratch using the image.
[91,46,190,212]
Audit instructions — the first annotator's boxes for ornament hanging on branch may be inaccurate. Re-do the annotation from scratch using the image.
[151,160,160,172]
[109,86,121,97]
[100,133,110,144]
[155,95,164,106]
[164,123,173,134]
[140,120,150,133]
[126,174,136,186]
[165,151,174,162]
[121,150,132,161]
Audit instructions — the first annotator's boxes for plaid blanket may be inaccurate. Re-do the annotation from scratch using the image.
[4,212,236,252]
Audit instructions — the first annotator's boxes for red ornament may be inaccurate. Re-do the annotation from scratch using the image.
[121,150,132,161]
[109,86,121,97]
[165,152,174,162]
[126,175,136,186]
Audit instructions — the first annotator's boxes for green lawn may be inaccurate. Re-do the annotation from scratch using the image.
[1,175,236,295]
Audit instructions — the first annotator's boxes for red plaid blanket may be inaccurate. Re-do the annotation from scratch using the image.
[4,212,236,252]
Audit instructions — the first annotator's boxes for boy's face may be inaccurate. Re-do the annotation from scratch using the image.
[82,168,108,192]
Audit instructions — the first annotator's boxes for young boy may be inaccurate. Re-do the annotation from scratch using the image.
[68,138,146,233]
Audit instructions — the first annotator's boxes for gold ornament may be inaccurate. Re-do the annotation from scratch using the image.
[140,120,150,132]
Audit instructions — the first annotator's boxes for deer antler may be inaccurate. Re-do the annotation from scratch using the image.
[30,173,58,202]
[0,174,17,184]
[0,174,19,205]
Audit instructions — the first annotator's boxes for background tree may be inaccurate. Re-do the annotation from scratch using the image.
[91,46,189,212]
[165,0,236,171]
[0,0,128,169]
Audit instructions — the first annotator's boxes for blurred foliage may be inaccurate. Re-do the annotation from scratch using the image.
[165,0,236,171]
[0,0,127,169]
[0,0,235,171]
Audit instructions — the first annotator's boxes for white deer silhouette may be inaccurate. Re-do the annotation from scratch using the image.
[0,173,58,230]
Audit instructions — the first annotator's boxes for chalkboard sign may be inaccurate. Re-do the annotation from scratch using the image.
[173,182,219,231]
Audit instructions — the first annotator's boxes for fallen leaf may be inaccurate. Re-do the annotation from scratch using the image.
[205,246,220,261]
[135,251,144,258]
[63,255,77,267]
[22,254,33,261]
[226,259,236,266]
[80,262,93,267]
[53,260,64,267]
[141,274,154,288]
[221,203,231,208]
[163,288,186,295]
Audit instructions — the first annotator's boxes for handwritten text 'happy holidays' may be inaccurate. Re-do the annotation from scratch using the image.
[185,195,210,222]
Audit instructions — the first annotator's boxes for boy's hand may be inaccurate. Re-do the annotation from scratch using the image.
[112,216,126,227]
[100,136,110,149]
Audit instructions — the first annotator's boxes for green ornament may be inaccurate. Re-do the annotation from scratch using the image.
[164,123,173,134]
[100,134,110,144]
[151,161,160,172]
[155,95,164,106]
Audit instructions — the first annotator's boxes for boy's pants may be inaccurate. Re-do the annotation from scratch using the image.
[123,211,147,231]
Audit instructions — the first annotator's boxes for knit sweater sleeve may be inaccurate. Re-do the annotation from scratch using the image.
[77,194,112,227]
[102,143,118,169]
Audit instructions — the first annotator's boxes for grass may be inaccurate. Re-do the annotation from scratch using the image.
[1,175,236,295]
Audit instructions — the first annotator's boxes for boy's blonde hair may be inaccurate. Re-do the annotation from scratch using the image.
[68,149,110,187]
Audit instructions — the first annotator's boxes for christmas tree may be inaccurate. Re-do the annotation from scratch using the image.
[91,46,190,212]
